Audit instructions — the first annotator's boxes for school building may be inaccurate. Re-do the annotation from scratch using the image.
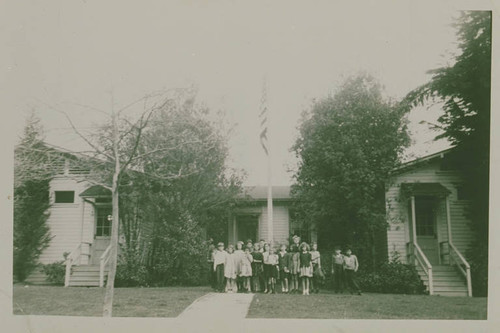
[385,147,474,296]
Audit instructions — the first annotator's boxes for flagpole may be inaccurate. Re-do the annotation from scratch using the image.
[259,77,273,247]
[267,137,273,247]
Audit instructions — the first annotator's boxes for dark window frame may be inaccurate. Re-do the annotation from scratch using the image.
[54,191,75,203]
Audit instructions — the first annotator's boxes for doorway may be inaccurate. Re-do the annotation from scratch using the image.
[236,215,258,244]
[91,206,112,264]
[414,196,439,265]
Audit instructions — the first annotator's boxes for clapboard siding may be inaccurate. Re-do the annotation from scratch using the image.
[39,177,94,264]
[386,157,474,264]
[259,204,290,245]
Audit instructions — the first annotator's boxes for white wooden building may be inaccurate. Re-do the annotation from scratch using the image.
[385,148,474,296]
[228,186,316,246]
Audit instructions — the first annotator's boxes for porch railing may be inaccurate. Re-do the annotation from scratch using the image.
[407,242,434,295]
[99,244,112,287]
[64,243,82,287]
[441,241,472,296]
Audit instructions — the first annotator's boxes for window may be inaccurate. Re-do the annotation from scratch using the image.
[54,191,75,203]
[96,207,112,237]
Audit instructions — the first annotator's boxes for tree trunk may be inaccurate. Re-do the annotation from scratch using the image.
[103,104,121,317]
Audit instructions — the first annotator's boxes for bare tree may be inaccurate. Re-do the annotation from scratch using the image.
[51,89,186,317]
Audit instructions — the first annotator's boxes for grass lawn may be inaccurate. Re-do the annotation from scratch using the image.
[13,285,211,317]
[247,290,487,320]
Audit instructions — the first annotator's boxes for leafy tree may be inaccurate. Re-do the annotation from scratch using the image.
[291,74,410,271]
[13,112,53,281]
[118,91,242,286]
[403,11,491,296]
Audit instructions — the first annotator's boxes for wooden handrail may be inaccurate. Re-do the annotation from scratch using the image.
[64,243,82,287]
[408,242,434,295]
[99,244,112,287]
[448,242,472,296]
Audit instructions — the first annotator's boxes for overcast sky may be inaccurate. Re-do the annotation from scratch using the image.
[4,0,490,186]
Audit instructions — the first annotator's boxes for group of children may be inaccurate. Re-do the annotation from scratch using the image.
[207,236,362,296]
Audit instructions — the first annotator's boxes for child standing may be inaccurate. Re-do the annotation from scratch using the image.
[310,242,322,293]
[299,242,313,295]
[224,244,237,293]
[251,243,264,292]
[343,247,362,295]
[262,243,271,293]
[234,241,245,292]
[289,242,301,294]
[331,246,344,294]
[213,242,227,293]
[278,244,290,293]
[267,247,279,294]
[239,246,253,293]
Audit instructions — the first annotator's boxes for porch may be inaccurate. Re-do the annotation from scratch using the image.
[402,183,472,296]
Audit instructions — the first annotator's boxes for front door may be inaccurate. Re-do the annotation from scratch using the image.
[91,206,112,265]
[414,196,439,265]
[237,215,258,244]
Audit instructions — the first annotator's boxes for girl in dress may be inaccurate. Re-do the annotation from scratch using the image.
[299,242,313,295]
[224,244,237,293]
[310,242,322,293]
[290,243,301,294]
[234,241,245,292]
[278,244,290,293]
[240,246,253,292]
[251,243,264,292]
[267,247,280,294]
[262,243,271,293]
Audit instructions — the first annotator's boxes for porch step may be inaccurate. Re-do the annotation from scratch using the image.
[67,265,108,287]
[415,265,469,296]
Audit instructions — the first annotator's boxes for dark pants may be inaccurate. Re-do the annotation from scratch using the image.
[215,264,225,292]
[344,269,361,293]
[208,261,215,289]
[333,264,344,292]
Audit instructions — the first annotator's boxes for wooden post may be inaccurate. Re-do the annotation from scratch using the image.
[411,196,417,245]
[445,196,452,243]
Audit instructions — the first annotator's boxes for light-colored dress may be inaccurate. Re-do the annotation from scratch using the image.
[234,249,245,276]
[239,252,253,277]
[224,252,237,279]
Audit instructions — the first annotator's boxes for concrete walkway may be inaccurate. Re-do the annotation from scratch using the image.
[177,292,254,321]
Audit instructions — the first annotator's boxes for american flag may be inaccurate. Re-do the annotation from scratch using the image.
[259,81,269,155]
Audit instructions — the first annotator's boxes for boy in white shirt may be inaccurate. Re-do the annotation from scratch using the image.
[343,247,362,295]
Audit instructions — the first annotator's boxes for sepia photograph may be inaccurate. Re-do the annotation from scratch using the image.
[1,0,497,332]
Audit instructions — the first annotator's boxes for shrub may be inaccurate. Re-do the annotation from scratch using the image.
[115,250,148,287]
[357,260,426,294]
[41,261,65,285]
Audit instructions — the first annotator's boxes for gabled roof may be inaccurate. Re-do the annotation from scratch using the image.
[390,147,455,174]
[238,186,292,202]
